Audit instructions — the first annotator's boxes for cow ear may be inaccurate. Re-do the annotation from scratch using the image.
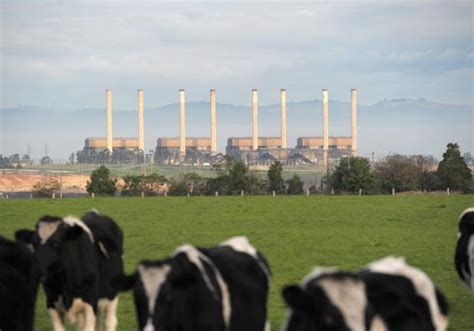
[283,285,312,312]
[15,229,35,244]
[170,255,197,287]
[111,273,137,292]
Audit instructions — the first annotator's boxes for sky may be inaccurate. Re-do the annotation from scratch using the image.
[1,0,473,110]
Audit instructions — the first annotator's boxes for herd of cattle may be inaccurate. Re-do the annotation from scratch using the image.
[0,207,473,331]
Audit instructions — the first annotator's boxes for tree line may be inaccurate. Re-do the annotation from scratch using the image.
[77,143,472,197]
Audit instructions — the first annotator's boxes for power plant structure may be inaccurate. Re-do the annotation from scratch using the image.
[79,88,358,167]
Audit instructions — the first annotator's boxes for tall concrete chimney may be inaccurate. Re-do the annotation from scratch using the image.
[138,89,144,151]
[322,89,329,167]
[252,89,258,150]
[280,89,287,148]
[106,89,113,153]
[179,89,186,157]
[210,89,217,155]
[351,88,357,156]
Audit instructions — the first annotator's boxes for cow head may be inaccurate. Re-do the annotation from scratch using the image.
[113,252,216,331]
[15,215,91,280]
[282,271,366,331]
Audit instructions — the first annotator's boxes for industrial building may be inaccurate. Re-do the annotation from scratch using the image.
[77,89,145,163]
[154,89,217,164]
[225,88,358,167]
[79,87,358,167]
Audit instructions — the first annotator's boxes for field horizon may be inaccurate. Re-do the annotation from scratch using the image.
[1,195,473,330]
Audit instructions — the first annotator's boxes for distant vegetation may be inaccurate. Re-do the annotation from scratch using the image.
[77,143,472,196]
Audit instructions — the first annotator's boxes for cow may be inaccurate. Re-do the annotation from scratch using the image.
[113,236,271,331]
[282,257,448,331]
[15,210,124,331]
[0,236,40,331]
[455,207,474,291]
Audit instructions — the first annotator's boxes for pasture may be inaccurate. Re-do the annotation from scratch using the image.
[1,195,473,330]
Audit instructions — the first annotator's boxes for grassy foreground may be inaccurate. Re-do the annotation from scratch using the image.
[1,195,473,330]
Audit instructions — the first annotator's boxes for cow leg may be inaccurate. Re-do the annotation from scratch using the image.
[105,297,119,331]
[49,308,65,331]
[82,302,96,331]
[76,311,85,331]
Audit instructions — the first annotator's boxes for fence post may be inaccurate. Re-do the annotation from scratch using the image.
[60,191,63,199]
[331,188,334,195]
[5,194,8,199]
[272,190,275,197]
[392,188,395,196]
[30,193,33,199]
[359,189,362,196]
[215,191,218,197]
[164,191,168,197]
[241,190,244,197]
[447,187,450,196]
[187,193,190,198]
[91,192,95,199]
[306,188,309,196]
[52,192,56,199]
[141,192,145,198]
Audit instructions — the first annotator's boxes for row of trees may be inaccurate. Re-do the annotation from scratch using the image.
[0,154,53,168]
[330,143,472,193]
[33,143,470,197]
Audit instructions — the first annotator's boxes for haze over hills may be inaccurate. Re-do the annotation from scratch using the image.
[1,98,472,162]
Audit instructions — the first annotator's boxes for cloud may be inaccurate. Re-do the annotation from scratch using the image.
[1,1,472,108]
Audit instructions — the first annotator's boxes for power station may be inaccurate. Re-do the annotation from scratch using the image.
[80,88,358,166]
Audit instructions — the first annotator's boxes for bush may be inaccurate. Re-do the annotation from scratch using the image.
[267,161,285,194]
[374,155,419,193]
[32,178,62,198]
[121,173,167,196]
[168,173,207,196]
[86,165,117,196]
[286,175,304,195]
[330,157,375,194]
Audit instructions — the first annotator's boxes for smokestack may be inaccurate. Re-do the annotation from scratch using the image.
[138,89,144,151]
[210,89,217,155]
[351,89,357,156]
[322,89,329,167]
[252,89,258,150]
[280,89,287,148]
[106,89,113,154]
[179,89,186,157]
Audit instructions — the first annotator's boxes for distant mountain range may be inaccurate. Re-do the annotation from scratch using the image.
[1,98,472,161]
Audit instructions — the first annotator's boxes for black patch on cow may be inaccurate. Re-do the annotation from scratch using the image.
[0,236,40,331]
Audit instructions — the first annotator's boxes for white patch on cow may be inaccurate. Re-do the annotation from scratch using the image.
[370,315,388,331]
[220,236,271,282]
[90,208,100,214]
[63,216,94,242]
[138,263,171,320]
[280,311,292,331]
[302,267,339,285]
[98,241,109,258]
[468,235,474,290]
[264,320,271,331]
[367,256,448,331]
[174,244,231,329]
[38,221,61,244]
[144,319,154,331]
[49,308,65,331]
[318,277,367,331]
[459,207,474,221]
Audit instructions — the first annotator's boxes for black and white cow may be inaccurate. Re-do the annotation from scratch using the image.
[282,257,448,331]
[0,236,40,331]
[15,210,124,331]
[114,236,271,331]
[455,207,474,291]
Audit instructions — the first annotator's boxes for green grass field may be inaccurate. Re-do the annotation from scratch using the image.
[1,195,473,330]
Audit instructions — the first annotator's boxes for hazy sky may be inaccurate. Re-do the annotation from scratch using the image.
[1,0,473,109]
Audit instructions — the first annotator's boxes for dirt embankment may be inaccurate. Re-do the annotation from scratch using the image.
[0,172,90,193]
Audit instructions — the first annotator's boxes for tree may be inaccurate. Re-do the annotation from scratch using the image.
[21,154,32,165]
[69,153,75,164]
[267,161,285,193]
[40,156,53,165]
[168,173,207,196]
[286,175,304,195]
[437,143,472,192]
[331,157,375,193]
[121,173,167,196]
[32,178,62,198]
[374,155,419,193]
[86,166,117,196]
[229,161,249,194]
